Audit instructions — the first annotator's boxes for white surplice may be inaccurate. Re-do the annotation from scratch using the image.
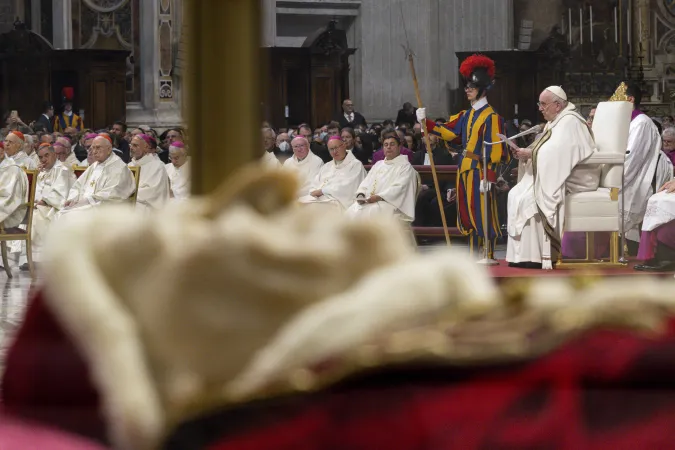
[261,151,280,169]
[506,102,600,264]
[621,113,662,242]
[0,157,28,228]
[30,161,76,261]
[10,150,37,170]
[165,158,190,201]
[298,150,366,212]
[65,152,80,168]
[129,154,170,211]
[29,152,39,168]
[282,151,324,197]
[345,154,417,222]
[60,152,136,217]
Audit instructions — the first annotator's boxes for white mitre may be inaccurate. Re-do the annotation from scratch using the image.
[545,85,567,101]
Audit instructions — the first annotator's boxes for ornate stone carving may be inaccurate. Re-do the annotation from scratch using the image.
[83,0,129,13]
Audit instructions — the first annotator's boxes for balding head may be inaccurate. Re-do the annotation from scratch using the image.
[663,127,675,153]
[291,136,310,160]
[262,127,276,152]
[91,135,113,163]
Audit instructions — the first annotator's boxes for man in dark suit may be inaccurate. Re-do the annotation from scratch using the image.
[335,99,367,129]
[34,102,54,134]
[412,135,458,228]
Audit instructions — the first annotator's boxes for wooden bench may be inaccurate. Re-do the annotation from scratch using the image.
[365,165,460,242]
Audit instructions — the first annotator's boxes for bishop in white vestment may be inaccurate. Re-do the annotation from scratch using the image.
[346,135,417,222]
[506,87,600,269]
[128,135,170,211]
[165,142,190,201]
[299,136,366,212]
[29,145,76,263]
[621,82,663,243]
[283,136,324,196]
[0,152,28,229]
[60,136,136,217]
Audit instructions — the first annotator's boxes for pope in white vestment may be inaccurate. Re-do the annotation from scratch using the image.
[506,87,600,268]
[60,136,136,217]
[283,136,324,196]
[128,135,170,211]
[346,135,417,222]
[30,147,76,262]
[299,137,366,212]
[620,84,663,243]
[166,142,190,201]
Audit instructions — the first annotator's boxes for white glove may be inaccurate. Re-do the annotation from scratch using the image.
[416,107,426,124]
[479,180,492,194]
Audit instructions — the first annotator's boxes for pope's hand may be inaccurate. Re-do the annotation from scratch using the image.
[416,108,426,124]
[659,180,675,193]
[310,189,323,198]
[513,147,532,160]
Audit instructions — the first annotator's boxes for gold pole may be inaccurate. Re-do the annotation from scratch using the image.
[406,54,451,247]
[186,0,261,196]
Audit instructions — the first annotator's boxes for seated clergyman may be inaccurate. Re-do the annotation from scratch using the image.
[165,142,190,201]
[298,136,366,212]
[0,139,28,229]
[506,86,601,269]
[128,134,170,211]
[346,134,417,222]
[282,136,324,197]
[25,143,76,268]
[60,135,136,216]
[634,179,675,271]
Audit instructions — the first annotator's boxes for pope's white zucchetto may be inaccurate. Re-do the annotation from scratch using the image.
[545,86,567,101]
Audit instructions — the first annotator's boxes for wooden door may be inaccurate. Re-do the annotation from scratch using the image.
[311,67,336,128]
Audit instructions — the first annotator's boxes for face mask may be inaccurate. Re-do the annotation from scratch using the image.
[279,141,291,152]
[320,132,328,141]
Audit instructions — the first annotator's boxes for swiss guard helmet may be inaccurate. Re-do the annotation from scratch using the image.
[459,54,496,99]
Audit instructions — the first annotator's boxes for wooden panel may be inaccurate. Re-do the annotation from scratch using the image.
[92,80,107,130]
[311,71,335,128]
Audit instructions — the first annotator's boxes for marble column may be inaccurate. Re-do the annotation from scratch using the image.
[261,0,276,47]
[52,0,72,49]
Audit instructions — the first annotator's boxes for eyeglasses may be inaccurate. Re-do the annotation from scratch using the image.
[537,101,556,108]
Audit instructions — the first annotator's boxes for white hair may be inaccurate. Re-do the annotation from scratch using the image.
[663,126,675,139]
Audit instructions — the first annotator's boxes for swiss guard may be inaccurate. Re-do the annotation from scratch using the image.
[416,54,509,257]
[54,86,84,133]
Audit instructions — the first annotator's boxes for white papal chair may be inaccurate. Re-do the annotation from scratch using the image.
[556,97,632,268]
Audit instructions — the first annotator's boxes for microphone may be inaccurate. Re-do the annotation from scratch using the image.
[484,124,543,145]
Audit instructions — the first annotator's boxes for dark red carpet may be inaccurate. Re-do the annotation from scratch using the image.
[489,260,674,279]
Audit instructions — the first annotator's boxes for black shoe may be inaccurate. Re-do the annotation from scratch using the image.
[19,263,31,272]
[508,261,543,269]
[634,260,675,272]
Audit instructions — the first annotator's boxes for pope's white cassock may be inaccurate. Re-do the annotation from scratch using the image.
[506,101,600,266]
[30,161,76,261]
[283,151,324,196]
[620,113,663,242]
[165,158,190,201]
[0,157,28,229]
[298,150,366,212]
[60,152,136,217]
[129,154,170,211]
[345,154,417,222]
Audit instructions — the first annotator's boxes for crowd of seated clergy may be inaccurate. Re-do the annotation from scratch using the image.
[0,118,192,271]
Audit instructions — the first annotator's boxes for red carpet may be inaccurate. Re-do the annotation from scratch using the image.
[489,260,674,279]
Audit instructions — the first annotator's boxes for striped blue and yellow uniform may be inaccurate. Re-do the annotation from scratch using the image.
[426,103,510,256]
